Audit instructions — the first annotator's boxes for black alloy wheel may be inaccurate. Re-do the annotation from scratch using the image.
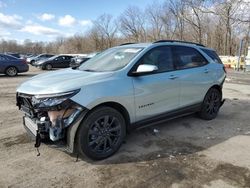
[88,116,121,154]
[199,88,222,120]
[76,106,126,160]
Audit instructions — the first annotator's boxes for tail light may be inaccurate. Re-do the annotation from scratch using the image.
[21,59,27,64]
[223,66,227,73]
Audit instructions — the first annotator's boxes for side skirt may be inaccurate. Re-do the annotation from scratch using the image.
[129,103,202,131]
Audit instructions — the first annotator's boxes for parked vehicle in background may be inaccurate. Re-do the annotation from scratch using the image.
[70,52,100,68]
[16,40,226,160]
[27,54,54,65]
[70,56,89,68]
[19,53,34,59]
[5,52,21,59]
[35,55,73,70]
[0,54,29,76]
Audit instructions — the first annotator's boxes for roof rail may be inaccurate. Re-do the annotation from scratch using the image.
[119,42,136,46]
[153,40,205,47]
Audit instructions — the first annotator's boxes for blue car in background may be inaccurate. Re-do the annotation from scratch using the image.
[0,54,29,76]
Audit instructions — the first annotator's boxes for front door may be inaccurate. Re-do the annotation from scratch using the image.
[132,46,180,122]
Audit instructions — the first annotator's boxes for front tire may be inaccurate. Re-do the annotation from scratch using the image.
[76,107,126,160]
[5,66,18,76]
[199,88,222,120]
[45,64,52,70]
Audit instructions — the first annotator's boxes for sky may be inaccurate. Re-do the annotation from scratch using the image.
[0,0,163,43]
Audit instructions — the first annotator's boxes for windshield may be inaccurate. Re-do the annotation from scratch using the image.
[79,47,143,72]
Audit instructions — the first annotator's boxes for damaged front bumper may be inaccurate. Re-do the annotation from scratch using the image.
[16,91,88,152]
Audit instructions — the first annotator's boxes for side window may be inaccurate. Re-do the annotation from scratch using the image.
[0,55,5,61]
[173,46,208,69]
[57,56,63,60]
[202,49,222,64]
[138,46,174,73]
[1,55,12,61]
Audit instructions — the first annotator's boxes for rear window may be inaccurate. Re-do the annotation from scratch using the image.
[0,55,6,61]
[2,54,17,60]
[202,49,222,64]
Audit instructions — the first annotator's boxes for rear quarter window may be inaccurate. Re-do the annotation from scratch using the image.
[173,46,208,70]
[202,49,222,64]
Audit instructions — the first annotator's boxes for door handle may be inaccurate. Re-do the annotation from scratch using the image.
[169,75,178,80]
[204,69,209,73]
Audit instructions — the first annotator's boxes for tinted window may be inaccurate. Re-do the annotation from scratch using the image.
[138,46,174,73]
[173,46,207,69]
[65,56,72,60]
[56,56,64,60]
[202,49,222,64]
[8,53,20,58]
[0,55,6,61]
[3,54,16,60]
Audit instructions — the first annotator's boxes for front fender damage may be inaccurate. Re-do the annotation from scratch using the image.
[17,93,88,153]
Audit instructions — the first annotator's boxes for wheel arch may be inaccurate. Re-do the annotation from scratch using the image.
[202,84,222,100]
[84,101,131,131]
[67,101,131,154]
[4,65,19,74]
[210,84,222,95]
[45,63,53,69]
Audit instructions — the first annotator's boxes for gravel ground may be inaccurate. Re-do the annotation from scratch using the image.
[0,66,250,188]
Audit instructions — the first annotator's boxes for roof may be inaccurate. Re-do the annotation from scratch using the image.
[117,43,151,48]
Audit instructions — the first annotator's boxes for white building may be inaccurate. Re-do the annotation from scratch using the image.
[246,46,250,71]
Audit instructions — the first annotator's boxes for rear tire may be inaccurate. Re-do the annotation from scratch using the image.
[199,88,222,120]
[76,107,126,160]
[5,66,18,77]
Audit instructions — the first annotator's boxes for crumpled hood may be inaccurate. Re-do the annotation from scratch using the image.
[17,68,114,95]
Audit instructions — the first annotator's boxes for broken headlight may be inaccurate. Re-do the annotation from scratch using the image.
[31,89,80,109]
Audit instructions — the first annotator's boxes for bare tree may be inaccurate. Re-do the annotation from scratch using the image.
[145,2,164,41]
[197,0,250,55]
[1,0,249,56]
[167,0,186,40]
[182,0,205,44]
[92,14,117,49]
[119,6,147,42]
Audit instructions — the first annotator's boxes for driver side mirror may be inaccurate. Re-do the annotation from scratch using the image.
[131,64,158,76]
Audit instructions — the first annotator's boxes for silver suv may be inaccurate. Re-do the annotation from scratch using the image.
[16,40,226,160]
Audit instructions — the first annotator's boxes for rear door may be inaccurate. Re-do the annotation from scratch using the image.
[172,46,214,107]
[132,46,180,122]
[57,56,71,68]
[53,56,64,68]
[62,56,72,67]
